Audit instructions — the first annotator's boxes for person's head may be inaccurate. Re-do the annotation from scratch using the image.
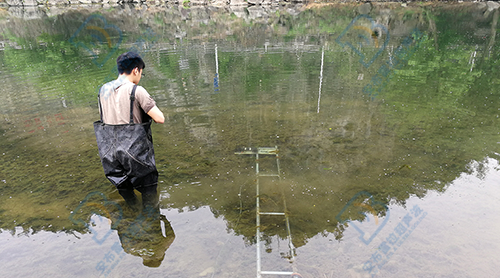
[117,52,145,84]
[117,52,145,74]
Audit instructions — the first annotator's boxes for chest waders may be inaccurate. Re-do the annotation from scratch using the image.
[94,85,158,193]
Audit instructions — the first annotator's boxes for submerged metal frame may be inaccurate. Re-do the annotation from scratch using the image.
[235,146,297,278]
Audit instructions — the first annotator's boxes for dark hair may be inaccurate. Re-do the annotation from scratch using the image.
[116,52,145,74]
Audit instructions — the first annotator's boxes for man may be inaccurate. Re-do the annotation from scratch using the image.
[94,52,164,211]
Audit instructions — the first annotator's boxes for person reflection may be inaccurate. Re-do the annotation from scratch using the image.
[112,191,175,268]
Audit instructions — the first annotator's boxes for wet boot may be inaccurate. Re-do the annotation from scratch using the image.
[141,187,159,221]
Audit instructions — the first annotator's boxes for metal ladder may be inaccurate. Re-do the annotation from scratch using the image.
[235,146,300,278]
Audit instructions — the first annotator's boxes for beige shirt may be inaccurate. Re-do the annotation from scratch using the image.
[99,77,156,124]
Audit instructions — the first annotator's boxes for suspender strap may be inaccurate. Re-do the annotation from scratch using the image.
[98,89,103,122]
[97,84,137,124]
[130,85,137,124]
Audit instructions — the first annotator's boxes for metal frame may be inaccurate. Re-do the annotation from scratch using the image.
[235,147,299,278]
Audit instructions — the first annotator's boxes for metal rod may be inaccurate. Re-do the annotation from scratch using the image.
[276,146,295,262]
[258,174,280,177]
[214,44,220,93]
[256,153,259,175]
[260,271,295,275]
[215,44,219,75]
[256,153,261,278]
[239,147,297,277]
[317,46,325,114]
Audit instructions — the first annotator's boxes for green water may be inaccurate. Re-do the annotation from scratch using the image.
[0,3,499,277]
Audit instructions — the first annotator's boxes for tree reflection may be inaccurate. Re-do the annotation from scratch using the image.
[0,4,499,252]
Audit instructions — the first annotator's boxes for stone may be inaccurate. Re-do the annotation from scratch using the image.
[229,0,246,6]
[247,0,261,5]
[229,6,247,18]
[209,0,227,6]
[247,6,267,19]
[22,0,37,5]
[487,1,500,11]
[357,2,372,15]
[7,5,44,18]
[190,0,207,5]
[48,0,70,4]
[261,0,278,5]
[5,0,23,6]
[476,2,487,11]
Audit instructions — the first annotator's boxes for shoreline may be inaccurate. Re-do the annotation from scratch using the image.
[0,0,497,8]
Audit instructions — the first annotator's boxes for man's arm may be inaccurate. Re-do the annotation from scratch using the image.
[147,106,165,124]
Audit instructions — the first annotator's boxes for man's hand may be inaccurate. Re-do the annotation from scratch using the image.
[147,106,165,124]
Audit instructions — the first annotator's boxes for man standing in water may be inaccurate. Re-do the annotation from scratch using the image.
[94,52,164,212]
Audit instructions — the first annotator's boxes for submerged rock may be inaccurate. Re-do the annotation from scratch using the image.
[487,1,500,11]
[199,266,215,276]
[357,2,372,15]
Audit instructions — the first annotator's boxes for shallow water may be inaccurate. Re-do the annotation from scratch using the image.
[0,3,499,277]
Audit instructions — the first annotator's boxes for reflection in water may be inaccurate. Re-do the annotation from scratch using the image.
[69,190,175,274]
[335,191,390,246]
[112,204,175,268]
[1,2,500,277]
[235,146,298,276]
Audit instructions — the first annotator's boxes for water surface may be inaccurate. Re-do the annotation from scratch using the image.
[0,3,499,277]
